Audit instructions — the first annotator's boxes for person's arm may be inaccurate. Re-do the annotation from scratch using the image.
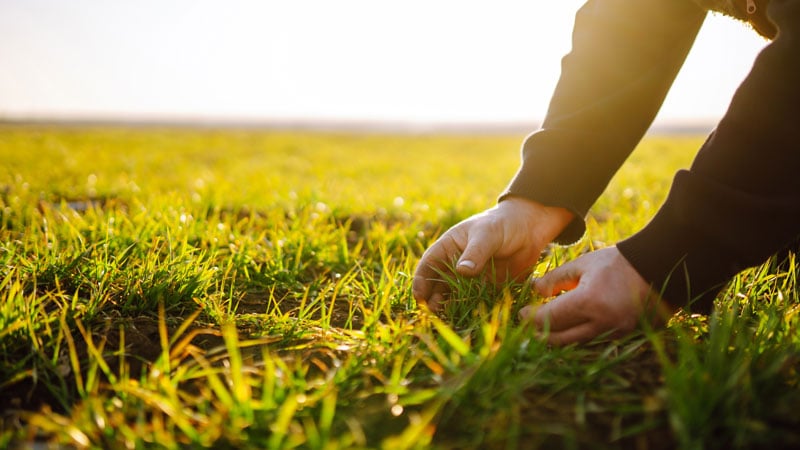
[502,0,706,243]
[412,0,705,308]
[413,0,707,307]
[617,0,800,314]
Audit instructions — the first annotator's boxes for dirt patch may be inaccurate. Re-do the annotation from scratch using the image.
[236,291,365,329]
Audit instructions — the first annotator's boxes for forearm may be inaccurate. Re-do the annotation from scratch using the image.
[502,0,706,243]
[618,0,800,313]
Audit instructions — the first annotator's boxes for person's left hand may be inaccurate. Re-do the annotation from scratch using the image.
[518,246,675,345]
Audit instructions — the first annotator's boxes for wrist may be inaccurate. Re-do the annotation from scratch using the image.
[498,195,575,244]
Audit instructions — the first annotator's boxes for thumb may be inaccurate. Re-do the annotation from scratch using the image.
[455,226,502,277]
[532,261,582,297]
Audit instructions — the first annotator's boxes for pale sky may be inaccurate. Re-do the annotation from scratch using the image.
[0,1,768,127]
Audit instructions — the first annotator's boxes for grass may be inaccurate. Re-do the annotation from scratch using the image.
[1,124,799,449]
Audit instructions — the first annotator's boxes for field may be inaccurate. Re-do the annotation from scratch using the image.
[1,125,799,449]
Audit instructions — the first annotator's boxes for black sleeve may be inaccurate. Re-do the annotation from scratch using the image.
[617,0,800,314]
[500,0,706,243]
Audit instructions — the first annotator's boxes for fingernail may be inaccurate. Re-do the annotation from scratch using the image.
[458,260,476,270]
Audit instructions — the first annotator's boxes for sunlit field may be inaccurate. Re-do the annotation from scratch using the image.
[1,125,799,449]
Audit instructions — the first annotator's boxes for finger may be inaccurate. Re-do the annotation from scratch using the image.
[455,225,502,277]
[426,282,450,312]
[531,262,582,297]
[520,299,599,346]
[525,290,590,332]
[413,243,453,302]
[539,322,602,346]
[412,269,435,303]
[414,225,472,298]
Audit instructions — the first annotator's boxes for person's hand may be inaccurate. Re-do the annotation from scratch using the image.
[412,196,574,310]
[519,246,675,345]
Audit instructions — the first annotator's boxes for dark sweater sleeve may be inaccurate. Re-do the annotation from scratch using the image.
[500,0,706,243]
[617,0,800,314]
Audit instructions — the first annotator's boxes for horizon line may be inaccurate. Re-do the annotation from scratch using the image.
[0,115,716,136]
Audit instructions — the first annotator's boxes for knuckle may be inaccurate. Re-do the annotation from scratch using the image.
[442,234,463,258]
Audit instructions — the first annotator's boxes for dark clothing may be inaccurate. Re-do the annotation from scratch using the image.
[501,0,800,314]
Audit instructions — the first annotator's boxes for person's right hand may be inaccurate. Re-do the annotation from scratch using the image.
[412,196,574,310]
